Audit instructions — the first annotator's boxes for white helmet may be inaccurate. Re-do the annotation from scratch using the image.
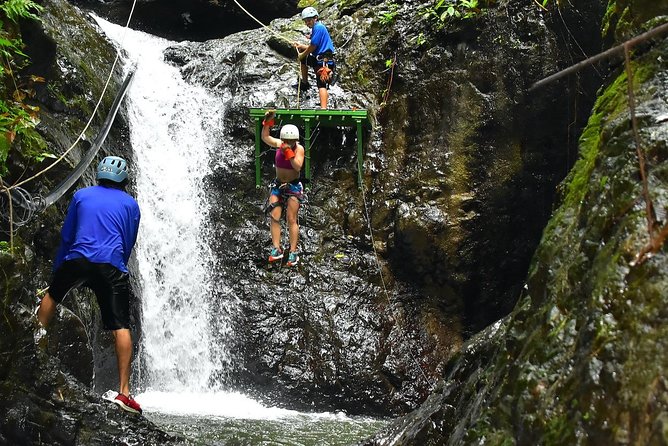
[301,7,318,19]
[280,124,299,140]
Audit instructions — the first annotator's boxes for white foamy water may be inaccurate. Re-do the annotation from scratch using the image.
[92,19,380,433]
[95,17,228,393]
[137,391,356,421]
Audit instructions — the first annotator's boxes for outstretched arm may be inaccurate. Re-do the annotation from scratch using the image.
[261,110,281,148]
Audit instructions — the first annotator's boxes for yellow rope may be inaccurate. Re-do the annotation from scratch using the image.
[8,0,139,191]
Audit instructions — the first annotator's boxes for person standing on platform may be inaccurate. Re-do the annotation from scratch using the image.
[293,6,336,109]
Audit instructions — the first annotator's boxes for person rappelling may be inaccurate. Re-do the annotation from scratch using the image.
[261,110,305,267]
[293,6,336,109]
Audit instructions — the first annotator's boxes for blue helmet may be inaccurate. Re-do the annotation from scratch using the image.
[96,156,128,183]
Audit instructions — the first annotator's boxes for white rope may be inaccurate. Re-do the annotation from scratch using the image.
[231,0,293,44]
[230,0,304,108]
[359,182,435,389]
[10,0,139,190]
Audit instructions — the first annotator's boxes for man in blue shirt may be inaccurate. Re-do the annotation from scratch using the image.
[36,155,142,414]
[294,6,336,108]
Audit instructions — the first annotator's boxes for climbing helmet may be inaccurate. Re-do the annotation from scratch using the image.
[96,156,128,183]
[280,124,300,141]
[301,7,318,19]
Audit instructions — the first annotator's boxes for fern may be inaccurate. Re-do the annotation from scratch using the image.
[0,0,45,172]
[0,0,44,23]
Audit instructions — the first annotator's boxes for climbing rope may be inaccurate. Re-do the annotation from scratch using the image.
[230,0,306,108]
[359,181,435,390]
[7,0,139,192]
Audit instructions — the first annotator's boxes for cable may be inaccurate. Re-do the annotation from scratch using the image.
[8,0,139,191]
[0,181,39,229]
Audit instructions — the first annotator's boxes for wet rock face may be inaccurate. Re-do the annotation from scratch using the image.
[1,0,172,443]
[68,0,299,41]
[372,0,606,334]
[364,7,668,445]
[164,0,604,415]
[0,255,181,445]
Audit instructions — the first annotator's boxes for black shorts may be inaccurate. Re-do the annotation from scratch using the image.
[49,258,131,330]
[304,54,336,89]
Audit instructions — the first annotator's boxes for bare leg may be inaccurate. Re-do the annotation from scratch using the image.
[113,329,132,396]
[287,197,300,252]
[318,87,329,109]
[37,292,57,327]
[270,196,282,249]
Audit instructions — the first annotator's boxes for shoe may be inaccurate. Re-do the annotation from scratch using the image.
[269,247,283,263]
[286,251,299,267]
[114,394,142,414]
[292,80,310,90]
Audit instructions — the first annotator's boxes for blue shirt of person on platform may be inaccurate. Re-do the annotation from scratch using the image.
[310,21,335,56]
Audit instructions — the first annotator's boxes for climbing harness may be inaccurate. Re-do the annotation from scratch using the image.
[263,177,307,225]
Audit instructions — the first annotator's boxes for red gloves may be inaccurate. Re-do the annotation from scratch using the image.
[280,143,296,160]
[317,66,332,83]
[263,110,276,127]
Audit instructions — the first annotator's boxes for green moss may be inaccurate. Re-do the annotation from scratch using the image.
[560,69,630,211]
[542,412,576,444]
[602,0,668,42]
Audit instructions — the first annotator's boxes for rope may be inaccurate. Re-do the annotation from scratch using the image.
[624,43,655,238]
[231,0,292,44]
[359,182,435,390]
[7,0,139,191]
[2,186,13,251]
[230,0,306,108]
[380,53,397,108]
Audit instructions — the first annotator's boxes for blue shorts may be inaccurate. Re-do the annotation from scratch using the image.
[270,180,305,203]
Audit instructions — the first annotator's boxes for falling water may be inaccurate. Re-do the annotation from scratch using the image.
[95,17,226,392]
[95,16,386,444]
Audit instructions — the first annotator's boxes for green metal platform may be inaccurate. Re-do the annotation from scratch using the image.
[249,108,370,188]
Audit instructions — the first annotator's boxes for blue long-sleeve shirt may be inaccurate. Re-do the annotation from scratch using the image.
[54,185,141,273]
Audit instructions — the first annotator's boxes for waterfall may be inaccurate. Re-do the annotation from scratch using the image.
[90,21,388,441]
[95,17,229,393]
